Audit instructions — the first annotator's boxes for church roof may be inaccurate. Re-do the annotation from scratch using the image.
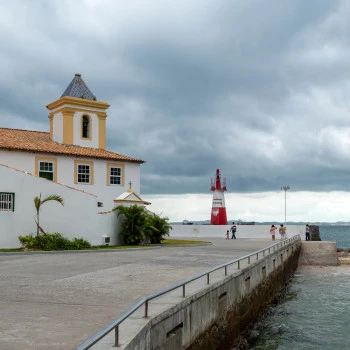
[61,73,96,100]
[0,128,144,164]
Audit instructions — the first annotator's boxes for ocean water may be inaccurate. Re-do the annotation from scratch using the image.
[248,266,350,349]
[318,225,350,249]
[247,225,350,349]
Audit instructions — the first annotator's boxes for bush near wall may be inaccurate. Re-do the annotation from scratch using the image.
[116,205,172,245]
[18,233,91,250]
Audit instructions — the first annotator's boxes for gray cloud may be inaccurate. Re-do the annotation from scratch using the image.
[1,0,350,194]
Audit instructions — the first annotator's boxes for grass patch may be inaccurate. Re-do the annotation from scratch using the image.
[91,244,154,249]
[161,239,211,245]
[0,248,24,252]
[0,240,210,252]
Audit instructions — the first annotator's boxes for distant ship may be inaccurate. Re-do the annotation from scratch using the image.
[236,219,255,225]
[182,220,193,225]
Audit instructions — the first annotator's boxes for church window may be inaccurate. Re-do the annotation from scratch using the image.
[75,160,94,184]
[39,162,54,181]
[110,167,121,185]
[35,157,57,182]
[0,193,15,212]
[82,115,90,138]
[78,164,90,183]
[106,163,125,186]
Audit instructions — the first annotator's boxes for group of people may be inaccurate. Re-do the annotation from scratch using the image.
[226,222,237,240]
[225,222,311,241]
[269,224,286,241]
[270,223,310,241]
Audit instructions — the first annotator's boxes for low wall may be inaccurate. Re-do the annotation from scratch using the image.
[122,238,301,350]
[170,224,305,239]
[0,164,120,248]
[299,241,338,266]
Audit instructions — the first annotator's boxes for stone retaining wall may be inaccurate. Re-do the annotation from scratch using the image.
[122,239,301,350]
[298,241,338,266]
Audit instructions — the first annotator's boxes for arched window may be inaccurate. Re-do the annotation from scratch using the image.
[82,115,90,138]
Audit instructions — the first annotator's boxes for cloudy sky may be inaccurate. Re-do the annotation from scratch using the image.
[1,0,350,222]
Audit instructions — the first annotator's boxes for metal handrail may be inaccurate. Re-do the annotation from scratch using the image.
[76,235,300,349]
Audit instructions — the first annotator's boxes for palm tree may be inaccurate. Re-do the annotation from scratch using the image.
[146,213,172,244]
[115,204,148,245]
[34,194,64,236]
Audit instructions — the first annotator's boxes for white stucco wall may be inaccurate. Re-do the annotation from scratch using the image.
[52,112,63,143]
[0,164,121,248]
[170,224,305,239]
[0,150,36,174]
[0,151,141,210]
[50,104,104,149]
[68,158,141,208]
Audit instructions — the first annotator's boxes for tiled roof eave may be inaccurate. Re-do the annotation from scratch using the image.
[0,146,145,164]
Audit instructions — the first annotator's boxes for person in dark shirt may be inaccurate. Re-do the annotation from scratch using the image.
[230,222,237,239]
[305,224,310,241]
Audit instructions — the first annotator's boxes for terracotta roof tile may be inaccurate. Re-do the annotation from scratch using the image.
[0,128,144,163]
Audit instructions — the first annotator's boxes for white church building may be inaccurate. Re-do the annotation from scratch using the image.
[0,74,149,248]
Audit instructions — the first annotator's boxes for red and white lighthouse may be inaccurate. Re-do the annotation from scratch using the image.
[210,169,228,225]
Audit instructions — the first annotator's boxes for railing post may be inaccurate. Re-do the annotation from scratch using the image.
[207,273,210,284]
[182,284,186,298]
[225,266,227,275]
[248,256,250,264]
[256,252,258,260]
[238,260,240,269]
[114,325,119,347]
[144,300,148,318]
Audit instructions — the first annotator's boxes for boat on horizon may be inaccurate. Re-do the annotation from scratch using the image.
[236,219,255,225]
[182,219,193,225]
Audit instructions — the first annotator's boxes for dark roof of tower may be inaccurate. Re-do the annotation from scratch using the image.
[61,73,96,100]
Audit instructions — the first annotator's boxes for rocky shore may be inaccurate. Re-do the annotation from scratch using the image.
[337,248,350,265]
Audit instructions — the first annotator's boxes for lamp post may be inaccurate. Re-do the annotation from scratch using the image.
[281,186,290,225]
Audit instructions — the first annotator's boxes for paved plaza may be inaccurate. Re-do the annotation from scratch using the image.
[0,238,272,349]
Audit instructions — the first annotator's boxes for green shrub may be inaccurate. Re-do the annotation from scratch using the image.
[116,205,148,245]
[115,205,173,245]
[18,233,91,250]
[146,213,172,244]
[71,237,92,250]
[18,234,36,249]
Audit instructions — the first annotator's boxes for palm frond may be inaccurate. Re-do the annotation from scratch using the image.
[40,195,64,206]
[34,196,41,212]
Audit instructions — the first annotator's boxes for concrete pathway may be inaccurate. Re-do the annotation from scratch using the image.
[0,237,273,349]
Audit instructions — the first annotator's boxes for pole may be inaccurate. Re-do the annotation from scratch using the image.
[281,186,290,226]
[284,189,287,225]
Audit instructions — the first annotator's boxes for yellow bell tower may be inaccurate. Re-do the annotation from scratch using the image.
[46,73,110,149]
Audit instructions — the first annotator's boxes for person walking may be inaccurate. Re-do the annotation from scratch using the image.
[279,224,286,240]
[270,224,277,241]
[305,224,310,241]
[230,222,237,239]
[226,230,230,240]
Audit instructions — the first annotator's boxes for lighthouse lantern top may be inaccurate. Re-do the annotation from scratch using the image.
[210,168,227,191]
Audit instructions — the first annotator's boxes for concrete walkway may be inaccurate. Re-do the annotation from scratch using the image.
[0,237,273,349]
